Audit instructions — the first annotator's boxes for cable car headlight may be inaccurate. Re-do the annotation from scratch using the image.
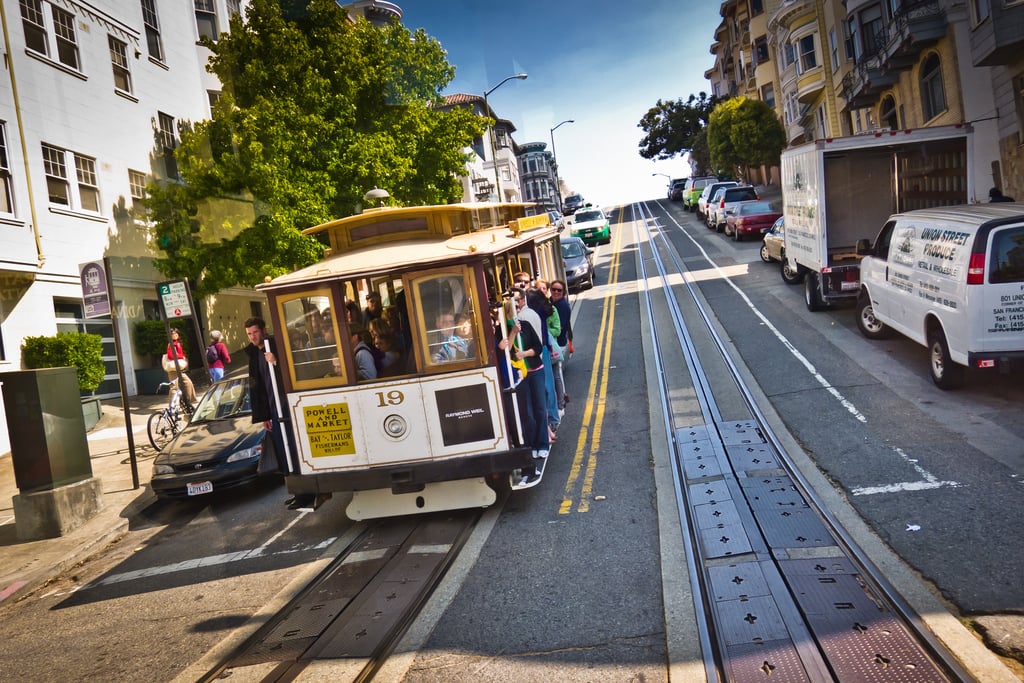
[383,414,408,440]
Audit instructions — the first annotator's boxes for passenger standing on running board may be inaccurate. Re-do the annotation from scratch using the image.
[514,288,550,481]
[243,318,297,482]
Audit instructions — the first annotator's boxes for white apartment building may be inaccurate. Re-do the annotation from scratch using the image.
[0,0,269,453]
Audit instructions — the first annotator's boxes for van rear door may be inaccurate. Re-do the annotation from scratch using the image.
[974,222,1024,352]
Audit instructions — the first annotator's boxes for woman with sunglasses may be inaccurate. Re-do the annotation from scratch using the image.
[549,278,572,415]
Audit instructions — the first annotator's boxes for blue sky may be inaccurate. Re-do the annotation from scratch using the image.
[401,1,723,206]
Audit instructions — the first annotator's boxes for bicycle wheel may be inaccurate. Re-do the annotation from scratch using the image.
[148,411,178,451]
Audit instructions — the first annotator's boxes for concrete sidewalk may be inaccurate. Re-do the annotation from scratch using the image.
[0,391,172,605]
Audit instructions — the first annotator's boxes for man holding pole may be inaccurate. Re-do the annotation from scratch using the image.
[244,317,317,510]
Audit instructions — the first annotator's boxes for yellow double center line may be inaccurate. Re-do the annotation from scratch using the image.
[559,209,628,514]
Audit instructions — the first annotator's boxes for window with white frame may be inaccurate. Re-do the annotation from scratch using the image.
[798,34,818,73]
[42,143,100,212]
[75,155,99,211]
[920,54,946,121]
[227,0,242,17]
[158,112,179,179]
[128,169,147,205]
[20,0,80,70]
[829,28,838,72]
[0,124,14,214]
[141,0,164,62]
[195,0,218,41]
[109,36,131,93]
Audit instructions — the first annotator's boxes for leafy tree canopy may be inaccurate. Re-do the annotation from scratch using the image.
[637,92,719,169]
[706,97,786,180]
[147,0,486,297]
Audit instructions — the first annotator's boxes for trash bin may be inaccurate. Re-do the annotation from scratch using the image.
[1,367,93,492]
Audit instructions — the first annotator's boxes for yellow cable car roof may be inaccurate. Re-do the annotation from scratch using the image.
[261,203,556,290]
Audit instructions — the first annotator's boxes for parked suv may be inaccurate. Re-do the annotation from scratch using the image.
[707,185,759,232]
[667,178,687,201]
[682,176,718,211]
[696,180,738,221]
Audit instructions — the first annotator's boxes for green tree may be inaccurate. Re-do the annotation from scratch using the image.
[637,93,719,170]
[147,0,486,297]
[706,97,786,180]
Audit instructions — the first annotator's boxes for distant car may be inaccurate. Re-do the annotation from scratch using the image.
[547,209,564,229]
[682,176,718,211]
[150,372,269,499]
[759,217,802,284]
[563,193,585,215]
[667,178,687,201]
[696,180,738,220]
[724,200,782,241]
[707,185,759,232]
[569,205,611,246]
[561,235,595,290]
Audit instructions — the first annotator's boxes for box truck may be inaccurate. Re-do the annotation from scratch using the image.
[780,125,975,311]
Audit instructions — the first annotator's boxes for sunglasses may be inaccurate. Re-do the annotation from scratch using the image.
[551,287,564,292]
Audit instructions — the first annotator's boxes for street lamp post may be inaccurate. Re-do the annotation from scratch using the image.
[549,119,574,212]
[652,172,672,196]
[483,73,527,202]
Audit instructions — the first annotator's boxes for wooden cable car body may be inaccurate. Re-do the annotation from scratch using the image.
[258,202,564,519]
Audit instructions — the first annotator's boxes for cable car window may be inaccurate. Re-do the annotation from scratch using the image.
[279,291,346,387]
[409,269,479,369]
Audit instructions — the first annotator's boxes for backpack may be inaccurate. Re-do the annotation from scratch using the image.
[206,343,219,364]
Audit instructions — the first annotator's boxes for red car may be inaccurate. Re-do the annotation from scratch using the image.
[723,201,782,241]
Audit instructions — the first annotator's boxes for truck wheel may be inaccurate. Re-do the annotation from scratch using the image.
[928,327,965,389]
[804,273,826,311]
[781,256,804,285]
[855,295,890,339]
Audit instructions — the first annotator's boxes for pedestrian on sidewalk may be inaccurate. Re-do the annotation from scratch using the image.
[207,330,231,382]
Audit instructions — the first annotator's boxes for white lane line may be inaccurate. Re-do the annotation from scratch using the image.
[661,211,868,424]
[851,446,960,496]
[65,534,337,591]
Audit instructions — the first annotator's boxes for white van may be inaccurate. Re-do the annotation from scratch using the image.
[855,204,1024,389]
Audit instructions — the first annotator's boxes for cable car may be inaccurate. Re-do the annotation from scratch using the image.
[260,201,564,519]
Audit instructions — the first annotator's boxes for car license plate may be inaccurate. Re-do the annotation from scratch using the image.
[187,481,213,496]
[840,281,860,291]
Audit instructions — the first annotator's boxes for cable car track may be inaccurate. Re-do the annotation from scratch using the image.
[631,200,972,682]
[197,509,481,682]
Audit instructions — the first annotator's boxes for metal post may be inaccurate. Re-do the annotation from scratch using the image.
[103,257,140,489]
[483,73,527,202]
[549,119,574,212]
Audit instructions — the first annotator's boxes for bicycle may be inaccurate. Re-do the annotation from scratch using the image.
[147,379,194,451]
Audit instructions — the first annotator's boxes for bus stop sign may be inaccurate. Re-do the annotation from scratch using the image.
[158,280,192,319]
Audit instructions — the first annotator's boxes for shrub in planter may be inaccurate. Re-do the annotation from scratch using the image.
[21,332,105,393]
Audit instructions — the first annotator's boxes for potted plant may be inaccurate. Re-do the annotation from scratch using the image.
[21,332,106,429]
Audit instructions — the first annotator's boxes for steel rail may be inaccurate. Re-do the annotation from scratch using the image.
[198,510,481,682]
[633,199,970,681]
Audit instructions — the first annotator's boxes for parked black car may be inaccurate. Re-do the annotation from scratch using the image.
[150,371,270,499]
